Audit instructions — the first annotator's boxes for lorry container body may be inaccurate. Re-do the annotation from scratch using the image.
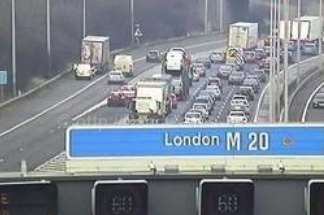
[130,80,171,123]
[162,49,190,100]
[291,16,321,41]
[81,36,110,73]
[280,20,292,40]
[229,22,258,49]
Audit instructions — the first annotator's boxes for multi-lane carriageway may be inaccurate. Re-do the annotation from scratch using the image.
[0,32,320,172]
[0,34,230,171]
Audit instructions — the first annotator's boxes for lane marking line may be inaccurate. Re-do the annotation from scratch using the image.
[301,81,324,122]
[0,40,226,138]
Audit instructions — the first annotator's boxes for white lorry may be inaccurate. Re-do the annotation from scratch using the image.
[291,16,321,41]
[128,78,172,123]
[229,22,259,49]
[74,36,110,80]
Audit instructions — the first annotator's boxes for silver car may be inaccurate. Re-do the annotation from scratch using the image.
[218,65,233,79]
[108,70,126,84]
[227,110,249,124]
[228,71,246,85]
[184,111,204,124]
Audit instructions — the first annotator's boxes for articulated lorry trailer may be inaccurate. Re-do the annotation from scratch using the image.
[73,36,110,79]
[229,22,259,50]
[162,48,191,100]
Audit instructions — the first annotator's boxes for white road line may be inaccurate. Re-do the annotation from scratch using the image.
[0,39,226,138]
[254,84,268,123]
[0,74,108,138]
[301,81,324,122]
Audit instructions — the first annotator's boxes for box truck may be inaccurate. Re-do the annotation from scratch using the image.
[229,22,259,49]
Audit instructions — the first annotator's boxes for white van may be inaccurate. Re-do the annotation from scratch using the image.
[113,55,134,77]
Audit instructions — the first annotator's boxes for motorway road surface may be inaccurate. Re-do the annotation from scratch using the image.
[0,35,227,171]
[289,71,324,122]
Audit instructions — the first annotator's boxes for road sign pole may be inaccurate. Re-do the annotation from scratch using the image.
[0,85,4,102]
[296,0,301,84]
[269,0,274,122]
[283,0,289,122]
[276,0,281,121]
[204,0,208,34]
[46,0,52,78]
[82,0,86,38]
[219,0,224,32]
[11,0,16,97]
[319,0,323,71]
[130,0,134,44]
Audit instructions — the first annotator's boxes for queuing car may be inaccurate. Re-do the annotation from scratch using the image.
[230,104,251,119]
[243,78,261,93]
[195,66,206,77]
[192,70,200,81]
[209,51,225,63]
[255,48,266,60]
[252,69,267,83]
[217,64,234,79]
[239,86,255,101]
[202,88,221,101]
[228,71,246,85]
[194,96,214,113]
[227,110,249,124]
[146,50,163,62]
[312,92,324,108]
[172,79,185,100]
[199,90,217,103]
[207,77,223,91]
[192,104,209,120]
[230,94,250,108]
[244,51,256,63]
[107,91,127,106]
[107,70,126,84]
[194,57,212,69]
[184,111,204,124]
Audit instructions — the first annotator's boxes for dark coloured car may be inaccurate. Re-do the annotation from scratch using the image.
[243,78,260,93]
[255,48,266,60]
[194,57,212,69]
[146,50,162,63]
[312,92,324,108]
[228,71,246,85]
[217,64,233,79]
[252,69,267,83]
[239,86,255,101]
[209,51,225,63]
[244,51,256,63]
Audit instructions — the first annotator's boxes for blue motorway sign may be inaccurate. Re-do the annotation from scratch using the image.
[66,125,324,159]
[0,71,7,85]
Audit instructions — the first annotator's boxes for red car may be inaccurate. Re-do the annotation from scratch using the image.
[107,90,126,106]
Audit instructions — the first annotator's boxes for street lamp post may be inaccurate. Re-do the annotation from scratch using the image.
[319,0,323,70]
[269,0,274,122]
[296,0,301,84]
[204,0,208,34]
[46,0,52,78]
[82,0,86,38]
[219,0,224,32]
[276,0,281,121]
[130,0,134,44]
[283,0,289,122]
[11,0,16,96]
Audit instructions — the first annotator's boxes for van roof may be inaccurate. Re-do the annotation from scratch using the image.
[83,36,109,42]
